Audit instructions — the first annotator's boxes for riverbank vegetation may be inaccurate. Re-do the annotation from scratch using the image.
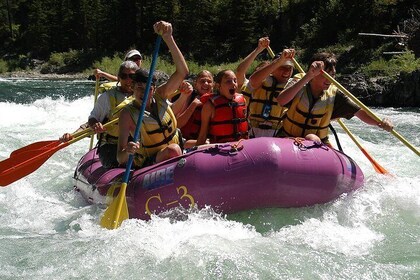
[1,0,419,79]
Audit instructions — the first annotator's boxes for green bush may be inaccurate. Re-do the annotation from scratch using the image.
[0,59,8,73]
[89,54,123,76]
[362,51,420,77]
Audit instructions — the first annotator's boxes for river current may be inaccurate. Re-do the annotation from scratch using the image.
[0,77,419,279]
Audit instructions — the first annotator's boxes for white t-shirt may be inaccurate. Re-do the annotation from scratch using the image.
[89,87,129,122]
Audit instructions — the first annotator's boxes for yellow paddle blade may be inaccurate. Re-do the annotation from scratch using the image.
[100,183,129,229]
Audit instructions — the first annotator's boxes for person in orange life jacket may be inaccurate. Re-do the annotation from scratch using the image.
[59,61,139,167]
[195,70,248,146]
[236,37,270,90]
[245,48,296,138]
[276,52,394,145]
[94,49,142,82]
[175,70,214,141]
[117,20,189,168]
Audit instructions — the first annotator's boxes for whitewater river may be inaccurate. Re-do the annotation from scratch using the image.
[0,78,419,279]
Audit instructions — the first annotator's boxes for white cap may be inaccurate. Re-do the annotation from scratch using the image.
[124,50,142,61]
[280,59,294,67]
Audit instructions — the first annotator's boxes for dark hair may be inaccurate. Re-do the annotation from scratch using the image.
[309,52,337,72]
[214,69,233,84]
[129,68,157,84]
[118,61,139,79]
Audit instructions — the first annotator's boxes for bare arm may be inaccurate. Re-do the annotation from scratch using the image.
[94,68,118,82]
[236,37,269,89]
[176,98,202,128]
[277,61,323,106]
[354,110,394,131]
[196,101,213,146]
[154,21,189,99]
[117,108,137,165]
[171,81,193,117]
[249,48,295,89]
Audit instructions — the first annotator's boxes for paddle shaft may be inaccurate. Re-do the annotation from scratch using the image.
[123,36,162,182]
[101,36,162,229]
[337,119,388,174]
[89,78,100,150]
[321,69,419,157]
[268,47,389,174]
[0,119,118,186]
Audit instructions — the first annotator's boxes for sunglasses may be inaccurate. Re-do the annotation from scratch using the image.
[129,56,142,61]
[120,73,132,80]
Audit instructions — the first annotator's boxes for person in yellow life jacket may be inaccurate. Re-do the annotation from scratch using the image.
[236,37,270,90]
[277,52,394,145]
[88,60,139,167]
[59,60,139,168]
[117,20,189,169]
[196,70,248,146]
[244,48,296,138]
[176,70,214,141]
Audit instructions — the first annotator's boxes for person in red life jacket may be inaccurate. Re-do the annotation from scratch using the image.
[195,70,248,146]
[277,52,394,145]
[175,70,214,141]
[117,20,189,169]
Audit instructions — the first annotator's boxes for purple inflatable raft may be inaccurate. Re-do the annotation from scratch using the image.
[73,137,364,220]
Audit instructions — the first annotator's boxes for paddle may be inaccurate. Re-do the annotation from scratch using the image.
[288,55,390,174]
[100,35,162,229]
[0,119,118,187]
[320,69,420,157]
[267,46,390,174]
[89,77,100,150]
[337,119,389,174]
[10,127,93,158]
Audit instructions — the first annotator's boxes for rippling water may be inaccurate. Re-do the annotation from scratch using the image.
[0,77,419,279]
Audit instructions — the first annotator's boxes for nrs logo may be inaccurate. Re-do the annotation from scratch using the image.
[142,165,176,189]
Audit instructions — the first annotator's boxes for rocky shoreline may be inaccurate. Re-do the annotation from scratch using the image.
[2,69,419,107]
[340,70,420,107]
[0,70,87,80]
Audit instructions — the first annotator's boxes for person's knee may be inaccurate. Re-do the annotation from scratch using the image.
[156,144,182,163]
[305,134,321,142]
[167,144,182,157]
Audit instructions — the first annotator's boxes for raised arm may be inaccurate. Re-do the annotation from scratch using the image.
[236,37,270,89]
[154,21,189,99]
[249,48,295,89]
[177,98,202,128]
[277,60,323,106]
[171,81,193,117]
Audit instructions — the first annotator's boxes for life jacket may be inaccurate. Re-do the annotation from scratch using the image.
[99,88,134,145]
[98,81,117,94]
[281,74,337,141]
[127,94,181,168]
[180,91,213,140]
[242,76,288,130]
[207,93,248,143]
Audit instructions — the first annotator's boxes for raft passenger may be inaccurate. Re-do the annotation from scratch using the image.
[60,60,139,168]
[195,70,248,146]
[276,52,393,145]
[94,49,142,82]
[175,70,214,141]
[244,48,296,138]
[117,21,189,168]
